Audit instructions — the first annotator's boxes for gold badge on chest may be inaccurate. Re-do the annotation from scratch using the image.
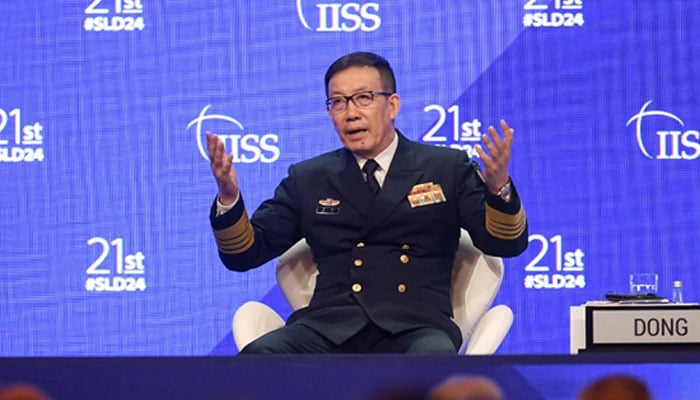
[316,197,341,215]
[318,198,341,207]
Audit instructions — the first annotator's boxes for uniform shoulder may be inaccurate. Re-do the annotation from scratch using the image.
[408,139,467,162]
[289,147,347,173]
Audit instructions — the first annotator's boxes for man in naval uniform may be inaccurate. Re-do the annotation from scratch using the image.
[207,52,528,354]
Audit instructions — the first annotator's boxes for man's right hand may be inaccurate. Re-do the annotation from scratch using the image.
[206,131,239,205]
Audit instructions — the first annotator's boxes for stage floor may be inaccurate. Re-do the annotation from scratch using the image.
[2,353,700,399]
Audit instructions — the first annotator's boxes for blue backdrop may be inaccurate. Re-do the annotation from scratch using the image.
[1,0,699,356]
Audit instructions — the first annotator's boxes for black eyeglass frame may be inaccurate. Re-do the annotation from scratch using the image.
[325,91,394,112]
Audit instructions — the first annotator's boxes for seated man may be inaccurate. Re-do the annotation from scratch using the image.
[208,51,527,354]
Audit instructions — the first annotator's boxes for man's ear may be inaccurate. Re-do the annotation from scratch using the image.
[389,93,401,119]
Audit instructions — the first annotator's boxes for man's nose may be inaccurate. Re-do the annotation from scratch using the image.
[344,100,361,118]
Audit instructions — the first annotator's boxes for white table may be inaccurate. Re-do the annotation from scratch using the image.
[570,302,700,354]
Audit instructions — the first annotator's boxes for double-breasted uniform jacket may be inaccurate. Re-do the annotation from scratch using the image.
[210,131,528,348]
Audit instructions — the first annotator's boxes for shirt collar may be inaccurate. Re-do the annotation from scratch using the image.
[354,130,399,172]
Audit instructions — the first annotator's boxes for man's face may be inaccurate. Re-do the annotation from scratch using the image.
[327,66,400,159]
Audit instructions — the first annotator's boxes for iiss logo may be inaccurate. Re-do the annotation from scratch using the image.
[296,0,381,32]
[627,101,700,160]
[187,105,280,163]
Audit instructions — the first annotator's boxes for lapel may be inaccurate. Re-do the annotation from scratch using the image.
[326,132,424,226]
[361,132,423,236]
[328,148,375,217]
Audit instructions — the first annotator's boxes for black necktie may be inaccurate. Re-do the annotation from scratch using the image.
[362,159,380,196]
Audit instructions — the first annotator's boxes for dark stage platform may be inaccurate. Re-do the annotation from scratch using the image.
[2,353,700,399]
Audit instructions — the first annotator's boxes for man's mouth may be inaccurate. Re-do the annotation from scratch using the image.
[346,128,367,135]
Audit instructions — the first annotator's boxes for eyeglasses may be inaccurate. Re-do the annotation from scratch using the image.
[325,91,393,113]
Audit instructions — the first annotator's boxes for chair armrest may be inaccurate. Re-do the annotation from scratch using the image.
[463,305,514,355]
[232,301,285,351]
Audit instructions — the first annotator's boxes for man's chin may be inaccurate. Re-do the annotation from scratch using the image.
[345,143,372,157]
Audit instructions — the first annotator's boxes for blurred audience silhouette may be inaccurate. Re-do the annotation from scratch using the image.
[578,374,652,400]
[0,383,51,400]
[426,375,502,400]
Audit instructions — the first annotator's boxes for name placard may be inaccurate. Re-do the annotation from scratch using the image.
[586,305,700,347]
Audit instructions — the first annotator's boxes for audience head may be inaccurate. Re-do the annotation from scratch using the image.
[0,383,51,400]
[426,375,502,400]
[578,374,652,400]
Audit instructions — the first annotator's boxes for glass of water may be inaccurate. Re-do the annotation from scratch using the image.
[629,273,658,294]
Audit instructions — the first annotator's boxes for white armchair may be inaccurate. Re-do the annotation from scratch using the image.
[232,229,513,354]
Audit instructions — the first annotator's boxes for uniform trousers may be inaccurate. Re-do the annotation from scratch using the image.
[239,321,458,354]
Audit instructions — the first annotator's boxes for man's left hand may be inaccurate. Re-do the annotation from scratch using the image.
[474,119,514,194]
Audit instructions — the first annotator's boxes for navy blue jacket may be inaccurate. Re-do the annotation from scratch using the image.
[210,132,527,348]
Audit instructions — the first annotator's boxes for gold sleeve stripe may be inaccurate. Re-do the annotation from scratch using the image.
[213,211,255,254]
[485,204,527,240]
